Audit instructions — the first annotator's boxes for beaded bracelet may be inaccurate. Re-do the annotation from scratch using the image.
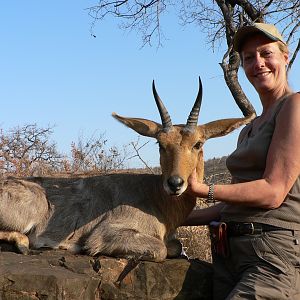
[208,183,215,203]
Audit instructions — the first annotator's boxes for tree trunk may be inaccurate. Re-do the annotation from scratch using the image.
[220,51,256,117]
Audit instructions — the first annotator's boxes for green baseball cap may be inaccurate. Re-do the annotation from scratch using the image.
[233,23,286,52]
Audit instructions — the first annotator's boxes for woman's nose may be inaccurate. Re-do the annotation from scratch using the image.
[253,54,265,68]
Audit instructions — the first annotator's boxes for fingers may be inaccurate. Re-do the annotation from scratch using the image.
[188,169,198,185]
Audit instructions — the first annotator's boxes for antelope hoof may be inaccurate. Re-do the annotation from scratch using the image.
[17,244,30,255]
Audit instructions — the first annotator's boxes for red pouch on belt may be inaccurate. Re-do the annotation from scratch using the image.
[209,221,229,258]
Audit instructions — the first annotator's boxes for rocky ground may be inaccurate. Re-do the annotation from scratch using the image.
[0,245,213,300]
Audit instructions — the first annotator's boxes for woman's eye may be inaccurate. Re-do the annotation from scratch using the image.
[262,51,272,57]
[193,141,202,150]
[244,55,253,61]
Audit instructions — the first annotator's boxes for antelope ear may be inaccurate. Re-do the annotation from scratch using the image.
[201,114,255,140]
[112,113,162,137]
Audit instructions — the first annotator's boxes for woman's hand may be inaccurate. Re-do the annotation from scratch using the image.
[187,169,209,198]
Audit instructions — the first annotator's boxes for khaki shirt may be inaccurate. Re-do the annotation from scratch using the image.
[223,94,300,230]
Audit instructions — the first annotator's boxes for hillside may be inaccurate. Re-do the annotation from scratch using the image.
[204,156,231,185]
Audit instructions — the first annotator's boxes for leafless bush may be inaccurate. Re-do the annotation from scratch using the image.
[0,125,131,177]
[0,124,64,177]
[68,132,129,173]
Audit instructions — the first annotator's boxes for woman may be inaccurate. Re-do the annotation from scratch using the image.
[184,23,300,299]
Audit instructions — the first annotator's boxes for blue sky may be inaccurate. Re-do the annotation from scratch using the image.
[1,2,299,168]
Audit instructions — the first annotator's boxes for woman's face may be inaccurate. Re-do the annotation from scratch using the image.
[241,34,289,95]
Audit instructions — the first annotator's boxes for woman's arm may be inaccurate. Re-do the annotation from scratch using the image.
[187,93,300,209]
[181,202,225,226]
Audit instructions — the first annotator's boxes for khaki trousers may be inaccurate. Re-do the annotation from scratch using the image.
[212,230,300,300]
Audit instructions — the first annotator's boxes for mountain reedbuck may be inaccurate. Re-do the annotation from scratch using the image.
[0,77,252,261]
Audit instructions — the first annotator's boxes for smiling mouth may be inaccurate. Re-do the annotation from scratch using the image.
[255,71,271,77]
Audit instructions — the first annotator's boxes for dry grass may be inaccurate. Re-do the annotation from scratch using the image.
[177,200,213,262]
[177,225,211,262]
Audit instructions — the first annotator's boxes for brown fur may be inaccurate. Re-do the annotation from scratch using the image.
[0,83,254,260]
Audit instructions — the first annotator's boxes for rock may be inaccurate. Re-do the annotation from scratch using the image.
[0,248,213,300]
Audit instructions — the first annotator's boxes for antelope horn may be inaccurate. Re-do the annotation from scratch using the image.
[185,77,203,131]
[152,80,172,130]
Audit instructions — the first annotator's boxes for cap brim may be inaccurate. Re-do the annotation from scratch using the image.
[233,26,280,52]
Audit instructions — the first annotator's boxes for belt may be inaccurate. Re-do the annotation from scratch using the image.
[227,222,291,236]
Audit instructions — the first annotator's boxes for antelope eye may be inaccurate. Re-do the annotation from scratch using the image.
[193,141,202,150]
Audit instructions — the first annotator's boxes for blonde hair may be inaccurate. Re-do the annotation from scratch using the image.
[277,41,289,56]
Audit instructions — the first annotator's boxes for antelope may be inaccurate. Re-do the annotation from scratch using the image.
[0,77,253,261]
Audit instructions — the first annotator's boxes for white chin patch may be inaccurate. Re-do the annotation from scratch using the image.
[163,182,187,196]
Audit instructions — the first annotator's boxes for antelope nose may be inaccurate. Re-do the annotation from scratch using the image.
[168,176,184,192]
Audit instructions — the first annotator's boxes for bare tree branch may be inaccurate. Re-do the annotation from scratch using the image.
[288,38,300,73]
[128,139,155,173]
[0,124,64,176]
[88,0,300,117]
